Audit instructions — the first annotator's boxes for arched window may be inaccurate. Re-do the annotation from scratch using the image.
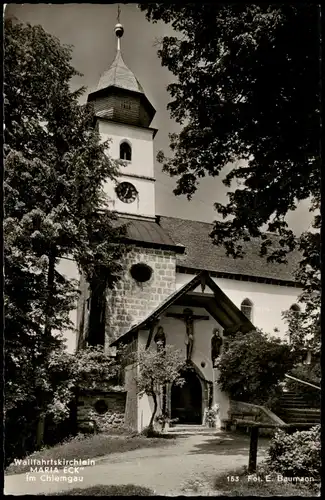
[241,298,253,321]
[290,304,301,313]
[120,141,132,161]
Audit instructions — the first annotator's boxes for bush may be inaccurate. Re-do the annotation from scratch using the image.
[216,330,296,404]
[286,364,321,408]
[49,484,155,495]
[214,465,318,496]
[266,425,321,482]
[140,426,163,438]
[289,363,321,385]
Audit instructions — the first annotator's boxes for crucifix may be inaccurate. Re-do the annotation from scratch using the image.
[166,308,209,361]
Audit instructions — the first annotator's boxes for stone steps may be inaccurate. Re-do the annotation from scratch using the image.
[168,425,215,435]
[280,398,306,402]
[280,407,320,414]
[278,401,308,407]
[277,390,320,428]
[280,396,305,400]
[280,411,320,420]
[282,417,320,424]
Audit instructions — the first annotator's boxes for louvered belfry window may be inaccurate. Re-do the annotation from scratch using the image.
[241,298,253,321]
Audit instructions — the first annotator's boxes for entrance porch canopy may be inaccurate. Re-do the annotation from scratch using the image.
[110,271,255,348]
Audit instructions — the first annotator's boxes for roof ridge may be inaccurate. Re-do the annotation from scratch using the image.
[158,215,297,240]
[158,214,214,226]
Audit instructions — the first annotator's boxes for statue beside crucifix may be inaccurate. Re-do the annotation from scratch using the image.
[166,308,209,362]
[154,326,166,351]
[211,328,223,367]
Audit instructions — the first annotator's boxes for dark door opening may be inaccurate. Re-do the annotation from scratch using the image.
[171,369,202,424]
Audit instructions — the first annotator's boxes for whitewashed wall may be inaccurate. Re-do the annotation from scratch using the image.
[98,120,156,218]
[56,257,80,353]
[137,305,230,430]
[137,330,156,431]
[176,273,302,342]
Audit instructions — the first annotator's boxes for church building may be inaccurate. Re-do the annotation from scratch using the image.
[76,22,302,432]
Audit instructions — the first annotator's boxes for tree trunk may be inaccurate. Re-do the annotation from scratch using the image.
[161,384,167,431]
[36,414,45,448]
[37,248,56,447]
[43,248,56,341]
[148,391,158,431]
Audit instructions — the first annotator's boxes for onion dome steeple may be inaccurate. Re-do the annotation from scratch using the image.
[88,19,155,128]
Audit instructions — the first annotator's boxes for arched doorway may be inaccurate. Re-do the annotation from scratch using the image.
[171,369,202,424]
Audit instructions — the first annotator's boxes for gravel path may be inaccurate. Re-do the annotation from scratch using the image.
[4,430,270,496]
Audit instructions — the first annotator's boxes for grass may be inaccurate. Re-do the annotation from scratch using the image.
[45,485,156,496]
[6,431,176,476]
[213,466,319,497]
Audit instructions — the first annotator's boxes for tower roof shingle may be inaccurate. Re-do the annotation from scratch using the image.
[97,50,144,94]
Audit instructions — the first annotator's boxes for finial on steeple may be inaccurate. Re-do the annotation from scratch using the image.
[115,5,124,51]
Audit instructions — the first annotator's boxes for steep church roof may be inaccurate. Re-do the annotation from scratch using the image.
[117,215,300,284]
[88,21,155,128]
[97,49,144,94]
[119,216,185,253]
[158,216,301,285]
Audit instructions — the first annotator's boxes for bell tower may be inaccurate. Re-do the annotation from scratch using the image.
[87,17,157,220]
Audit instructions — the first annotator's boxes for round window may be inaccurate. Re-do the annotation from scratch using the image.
[94,399,108,415]
[130,263,153,283]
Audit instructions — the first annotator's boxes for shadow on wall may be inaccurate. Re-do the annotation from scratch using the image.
[105,301,134,342]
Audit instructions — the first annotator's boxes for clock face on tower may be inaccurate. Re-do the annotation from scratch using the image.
[115,182,138,203]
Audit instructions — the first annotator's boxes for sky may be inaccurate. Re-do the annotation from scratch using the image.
[6,3,313,233]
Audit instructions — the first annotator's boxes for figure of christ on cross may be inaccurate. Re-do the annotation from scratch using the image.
[166,308,209,361]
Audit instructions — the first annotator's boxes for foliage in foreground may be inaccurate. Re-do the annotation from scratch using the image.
[5,345,120,467]
[4,18,127,464]
[289,363,321,387]
[265,425,321,482]
[216,330,296,405]
[139,4,320,262]
[46,346,121,423]
[214,466,318,497]
[285,363,321,408]
[140,3,321,362]
[282,216,321,361]
[49,485,156,496]
[135,345,186,431]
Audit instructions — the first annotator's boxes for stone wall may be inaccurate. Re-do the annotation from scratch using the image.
[124,363,139,431]
[226,400,286,436]
[105,246,176,345]
[77,391,126,433]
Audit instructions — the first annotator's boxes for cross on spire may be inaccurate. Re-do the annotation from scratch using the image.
[114,5,124,52]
